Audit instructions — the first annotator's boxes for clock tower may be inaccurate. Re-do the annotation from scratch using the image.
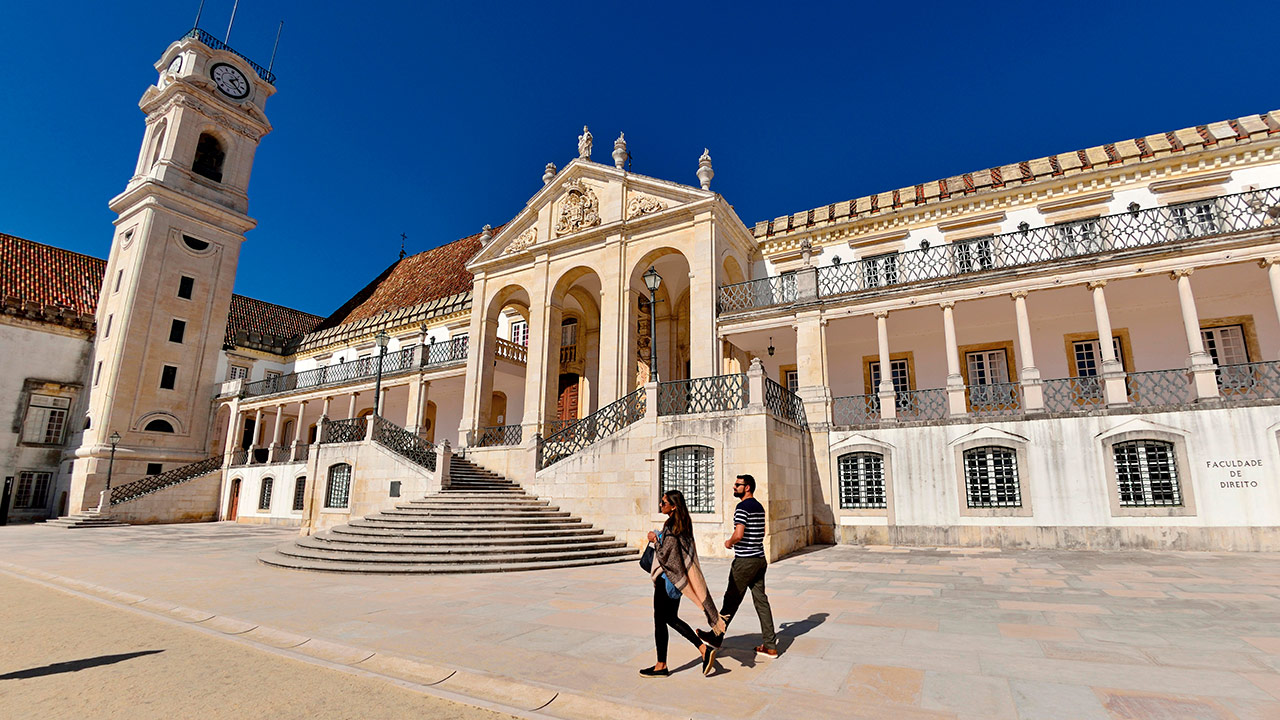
[69,30,275,514]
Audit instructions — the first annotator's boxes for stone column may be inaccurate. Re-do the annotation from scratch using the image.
[1172,269,1220,400]
[794,312,831,427]
[271,404,285,446]
[1263,258,1280,354]
[940,302,966,416]
[1088,281,1129,406]
[596,247,625,405]
[874,311,896,422]
[249,408,263,450]
[222,402,241,458]
[321,396,331,419]
[405,377,422,431]
[746,357,766,411]
[688,218,720,379]
[458,273,490,444]
[293,401,307,445]
[347,392,359,419]
[520,259,553,440]
[1011,292,1044,412]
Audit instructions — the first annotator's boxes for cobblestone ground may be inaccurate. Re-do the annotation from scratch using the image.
[1,523,1278,719]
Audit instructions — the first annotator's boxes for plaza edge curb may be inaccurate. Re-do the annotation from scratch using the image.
[0,562,693,720]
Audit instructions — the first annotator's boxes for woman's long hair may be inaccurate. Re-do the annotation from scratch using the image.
[662,490,694,538]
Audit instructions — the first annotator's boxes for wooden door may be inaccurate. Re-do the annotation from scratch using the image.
[227,479,240,521]
[557,374,579,421]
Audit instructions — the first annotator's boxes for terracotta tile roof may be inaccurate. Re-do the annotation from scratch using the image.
[224,294,324,347]
[1,232,105,318]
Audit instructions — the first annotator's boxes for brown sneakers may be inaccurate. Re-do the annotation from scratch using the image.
[755,645,778,659]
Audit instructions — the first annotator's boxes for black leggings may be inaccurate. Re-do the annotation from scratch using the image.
[653,581,701,664]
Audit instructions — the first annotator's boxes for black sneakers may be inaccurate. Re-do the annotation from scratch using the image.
[696,628,723,649]
[639,666,669,678]
[700,645,717,676]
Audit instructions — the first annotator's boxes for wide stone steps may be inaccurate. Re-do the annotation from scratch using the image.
[260,456,638,574]
[43,513,130,529]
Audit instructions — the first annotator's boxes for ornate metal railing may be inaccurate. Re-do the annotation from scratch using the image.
[372,415,437,471]
[229,448,249,466]
[720,186,1280,313]
[109,456,222,505]
[268,444,293,464]
[1041,377,1106,413]
[183,28,276,84]
[1217,361,1280,401]
[657,374,748,416]
[896,388,949,422]
[423,336,469,367]
[967,382,1023,417]
[321,417,368,444]
[1126,369,1195,409]
[538,387,647,469]
[764,378,807,427]
[543,418,576,436]
[495,338,528,365]
[469,424,522,448]
[292,443,311,463]
[243,347,416,399]
[831,394,878,426]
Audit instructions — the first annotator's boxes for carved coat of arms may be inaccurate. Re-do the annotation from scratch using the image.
[626,193,668,220]
[554,179,601,236]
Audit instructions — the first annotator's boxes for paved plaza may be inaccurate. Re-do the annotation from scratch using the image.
[2,523,1279,719]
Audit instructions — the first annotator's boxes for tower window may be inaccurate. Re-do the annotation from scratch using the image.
[146,463,164,475]
[178,276,195,299]
[114,270,123,292]
[144,419,174,433]
[182,235,210,252]
[103,315,113,339]
[95,362,103,385]
[149,120,167,168]
[169,319,186,343]
[192,133,225,182]
[160,365,178,390]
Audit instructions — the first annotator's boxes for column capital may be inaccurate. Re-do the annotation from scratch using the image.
[938,300,955,310]
[1259,256,1280,268]
[873,310,889,319]
[1086,279,1108,290]
[1169,268,1195,280]
[1009,290,1028,301]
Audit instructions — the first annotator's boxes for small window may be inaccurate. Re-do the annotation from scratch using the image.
[94,361,103,386]
[13,471,52,509]
[144,419,175,433]
[292,477,307,511]
[1114,440,1181,507]
[838,452,886,509]
[511,320,529,346]
[169,319,186,344]
[326,463,352,509]
[114,270,124,293]
[258,477,274,511]
[963,446,1021,508]
[1201,325,1248,366]
[160,365,178,390]
[149,119,167,168]
[146,463,163,476]
[103,315,113,339]
[863,252,899,288]
[191,133,225,182]
[177,276,195,299]
[560,318,578,348]
[1072,337,1125,377]
[228,365,249,381]
[182,235,210,252]
[659,445,714,513]
[1056,218,1105,255]
[1169,200,1220,239]
[23,394,71,444]
[953,236,995,273]
[784,369,800,394]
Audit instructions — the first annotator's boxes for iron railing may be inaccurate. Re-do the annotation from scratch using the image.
[292,443,311,463]
[538,387,647,469]
[182,28,276,84]
[1041,377,1106,414]
[896,388,949,422]
[543,419,577,436]
[1217,361,1280,401]
[967,382,1024,417]
[831,394,878,426]
[657,374,748,416]
[764,378,807,427]
[372,415,437,471]
[229,448,249,466]
[321,417,367,444]
[423,336,469,367]
[495,338,528,365]
[469,424,523,448]
[269,444,293,464]
[109,456,222,505]
[720,186,1280,313]
[1126,369,1195,409]
[243,347,416,399]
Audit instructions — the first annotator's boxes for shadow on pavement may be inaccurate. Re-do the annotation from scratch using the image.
[0,649,165,680]
[714,612,829,670]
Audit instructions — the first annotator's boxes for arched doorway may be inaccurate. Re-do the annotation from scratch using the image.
[227,478,241,521]
[628,249,693,391]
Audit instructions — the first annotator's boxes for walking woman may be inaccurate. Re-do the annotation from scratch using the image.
[642,490,727,677]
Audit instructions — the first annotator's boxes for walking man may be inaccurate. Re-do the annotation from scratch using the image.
[699,474,778,658]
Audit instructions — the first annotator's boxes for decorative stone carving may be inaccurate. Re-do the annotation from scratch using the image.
[479,224,493,244]
[577,126,593,160]
[613,133,629,169]
[543,162,557,185]
[697,148,714,190]
[626,193,668,220]
[554,179,600,235]
[504,227,537,255]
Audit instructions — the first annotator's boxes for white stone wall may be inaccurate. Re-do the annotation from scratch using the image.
[296,440,440,534]
[224,462,307,526]
[108,470,222,524]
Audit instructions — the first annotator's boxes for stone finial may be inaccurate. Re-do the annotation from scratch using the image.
[479,224,492,244]
[578,125,593,160]
[748,356,765,374]
[613,132,629,169]
[697,148,714,190]
[543,162,557,185]
[800,238,813,266]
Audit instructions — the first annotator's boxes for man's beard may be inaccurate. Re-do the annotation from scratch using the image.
[733,489,744,499]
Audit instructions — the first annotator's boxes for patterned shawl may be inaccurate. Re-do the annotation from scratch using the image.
[651,529,726,634]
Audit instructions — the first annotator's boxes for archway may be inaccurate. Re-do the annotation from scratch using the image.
[627,249,693,391]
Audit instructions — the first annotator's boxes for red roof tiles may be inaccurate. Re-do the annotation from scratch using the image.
[224,294,323,346]
[1,232,105,317]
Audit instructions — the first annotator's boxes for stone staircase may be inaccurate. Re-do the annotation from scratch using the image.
[43,512,130,529]
[259,457,639,574]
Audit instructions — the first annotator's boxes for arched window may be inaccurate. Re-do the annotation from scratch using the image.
[1113,440,1181,507]
[962,446,1020,508]
[838,452,886,509]
[144,419,175,433]
[325,463,352,509]
[659,445,714,513]
[292,476,307,512]
[258,477,273,511]
[149,119,168,168]
[192,133,225,182]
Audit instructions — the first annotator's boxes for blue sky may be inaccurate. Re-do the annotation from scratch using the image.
[1,1,1275,316]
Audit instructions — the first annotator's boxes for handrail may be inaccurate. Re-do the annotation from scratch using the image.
[109,456,222,505]
[495,338,528,365]
[763,377,807,427]
[182,28,276,84]
[372,415,437,471]
[538,387,646,469]
[657,374,747,416]
[243,346,416,399]
[320,417,367,444]
[423,336,469,367]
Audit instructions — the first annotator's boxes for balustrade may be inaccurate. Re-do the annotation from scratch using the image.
[657,374,747,416]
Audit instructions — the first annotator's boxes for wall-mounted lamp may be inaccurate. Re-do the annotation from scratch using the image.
[767,337,775,357]
[831,255,841,265]
[1127,202,1140,214]
[1018,221,1030,233]
[920,240,930,250]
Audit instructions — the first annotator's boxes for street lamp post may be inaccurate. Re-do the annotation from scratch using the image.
[103,431,120,512]
[643,266,663,383]
[372,330,389,418]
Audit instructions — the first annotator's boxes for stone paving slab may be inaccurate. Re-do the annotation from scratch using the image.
[3,523,1280,719]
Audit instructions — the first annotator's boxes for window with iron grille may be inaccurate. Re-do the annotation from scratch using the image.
[292,477,307,511]
[863,252,898,288]
[14,471,52,509]
[325,463,352,508]
[1056,218,1104,254]
[953,236,994,273]
[838,452,886,509]
[228,365,249,381]
[21,394,70,445]
[258,477,273,511]
[1114,440,1181,507]
[660,445,714,513]
[1169,200,1219,239]
[963,446,1021,508]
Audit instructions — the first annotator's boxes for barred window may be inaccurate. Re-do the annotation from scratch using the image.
[1114,440,1181,507]
[258,477,273,511]
[325,463,352,509]
[14,471,52,509]
[838,452,886,509]
[660,445,714,513]
[22,394,70,445]
[292,477,307,511]
[963,446,1021,508]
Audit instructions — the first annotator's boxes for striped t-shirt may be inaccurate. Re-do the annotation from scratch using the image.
[733,497,766,558]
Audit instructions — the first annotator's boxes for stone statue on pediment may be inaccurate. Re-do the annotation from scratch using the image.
[578,125,593,160]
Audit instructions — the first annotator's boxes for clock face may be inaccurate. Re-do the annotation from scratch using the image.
[167,56,182,74]
[210,63,249,100]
